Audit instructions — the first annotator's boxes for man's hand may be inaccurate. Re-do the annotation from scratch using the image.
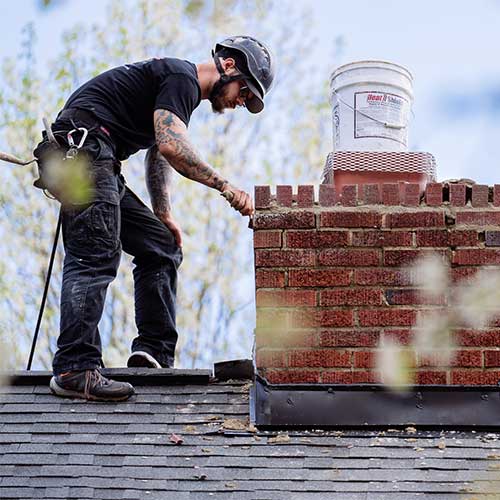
[157,212,183,247]
[221,183,254,216]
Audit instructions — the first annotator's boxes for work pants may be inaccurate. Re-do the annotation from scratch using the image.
[35,109,182,375]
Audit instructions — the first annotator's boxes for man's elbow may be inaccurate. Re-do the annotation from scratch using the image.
[157,143,174,159]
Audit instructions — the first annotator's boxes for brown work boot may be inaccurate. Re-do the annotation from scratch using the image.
[50,369,135,401]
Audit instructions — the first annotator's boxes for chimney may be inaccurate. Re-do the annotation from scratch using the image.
[252,181,500,426]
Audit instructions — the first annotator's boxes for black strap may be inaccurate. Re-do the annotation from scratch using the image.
[27,209,62,370]
[209,55,243,103]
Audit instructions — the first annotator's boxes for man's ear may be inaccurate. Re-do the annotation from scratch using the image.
[221,57,236,73]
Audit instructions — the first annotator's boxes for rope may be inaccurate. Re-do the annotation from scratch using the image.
[27,208,62,370]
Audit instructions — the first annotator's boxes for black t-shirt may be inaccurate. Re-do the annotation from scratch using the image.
[63,57,201,160]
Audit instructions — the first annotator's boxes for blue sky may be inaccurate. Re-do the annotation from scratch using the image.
[2,0,500,183]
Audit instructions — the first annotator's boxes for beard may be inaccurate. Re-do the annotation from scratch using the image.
[209,85,231,114]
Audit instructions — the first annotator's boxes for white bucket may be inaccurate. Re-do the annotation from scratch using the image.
[329,60,414,152]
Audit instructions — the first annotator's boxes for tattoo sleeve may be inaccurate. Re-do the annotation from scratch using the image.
[145,145,172,217]
[153,109,228,191]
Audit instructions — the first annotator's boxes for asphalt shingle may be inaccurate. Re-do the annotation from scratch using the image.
[1,370,500,500]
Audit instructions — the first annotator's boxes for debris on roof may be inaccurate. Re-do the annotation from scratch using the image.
[0,369,499,499]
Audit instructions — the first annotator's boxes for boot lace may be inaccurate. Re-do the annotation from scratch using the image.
[84,369,107,398]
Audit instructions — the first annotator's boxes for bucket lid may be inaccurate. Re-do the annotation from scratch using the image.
[330,60,413,83]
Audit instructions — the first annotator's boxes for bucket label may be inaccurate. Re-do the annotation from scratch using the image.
[354,91,410,146]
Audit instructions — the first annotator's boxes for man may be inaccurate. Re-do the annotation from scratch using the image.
[33,36,275,401]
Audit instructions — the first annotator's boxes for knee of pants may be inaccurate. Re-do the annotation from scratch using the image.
[62,201,121,258]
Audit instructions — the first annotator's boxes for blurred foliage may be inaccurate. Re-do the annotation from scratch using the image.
[0,0,334,370]
[38,0,67,9]
[376,254,500,389]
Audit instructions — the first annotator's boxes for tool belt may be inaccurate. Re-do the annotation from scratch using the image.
[33,109,115,202]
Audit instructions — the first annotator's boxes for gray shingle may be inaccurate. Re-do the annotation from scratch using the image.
[68,487,94,498]
[0,372,496,500]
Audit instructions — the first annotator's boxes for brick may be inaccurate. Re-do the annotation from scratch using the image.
[450,267,480,284]
[264,369,321,384]
[471,184,489,207]
[358,309,417,327]
[254,211,315,229]
[276,185,293,207]
[320,330,380,347]
[382,183,400,205]
[319,184,336,206]
[418,350,482,368]
[256,289,316,307]
[454,350,483,367]
[297,185,314,207]
[319,249,380,266]
[456,211,500,226]
[454,329,500,347]
[363,184,381,205]
[255,249,316,267]
[314,309,354,328]
[484,350,500,367]
[383,329,413,346]
[385,289,447,306]
[449,230,479,247]
[353,371,382,383]
[415,229,479,248]
[320,211,382,228]
[253,230,282,248]
[354,351,377,368]
[494,185,500,207]
[341,185,357,206]
[255,185,271,209]
[289,269,351,287]
[320,289,382,306]
[384,249,448,266]
[255,349,286,368]
[255,270,285,288]
[485,231,500,247]
[289,350,351,368]
[256,309,290,329]
[452,249,500,265]
[255,329,317,348]
[416,371,447,384]
[286,230,348,248]
[385,211,445,228]
[355,350,416,369]
[451,370,500,385]
[449,184,466,207]
[425,183,443,206]
[351,230,413,247]
[354,269,413,286]
[321,371,354,384]
[402,183,420,207]
[416,230,449,247]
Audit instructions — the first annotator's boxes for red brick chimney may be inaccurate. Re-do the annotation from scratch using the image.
[253,182,500,387]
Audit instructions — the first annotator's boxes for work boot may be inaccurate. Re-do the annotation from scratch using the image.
[49,369,135,401]
[127,351,162,369]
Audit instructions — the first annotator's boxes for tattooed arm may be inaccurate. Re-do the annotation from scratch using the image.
[154,109,253,216]
[154,109,227,190]
[145,145,173,217]
[145,145,183,246]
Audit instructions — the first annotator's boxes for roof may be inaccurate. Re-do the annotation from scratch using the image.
[1,368,500,500]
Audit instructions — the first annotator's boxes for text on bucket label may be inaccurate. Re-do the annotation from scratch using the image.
[354,91,410,146]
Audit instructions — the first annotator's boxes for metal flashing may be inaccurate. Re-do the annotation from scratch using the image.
[253,376,500,429]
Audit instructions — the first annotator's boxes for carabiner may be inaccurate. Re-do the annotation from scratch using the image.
[67,127,88,150]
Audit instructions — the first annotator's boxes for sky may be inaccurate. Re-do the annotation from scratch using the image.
[2,0,500,183]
